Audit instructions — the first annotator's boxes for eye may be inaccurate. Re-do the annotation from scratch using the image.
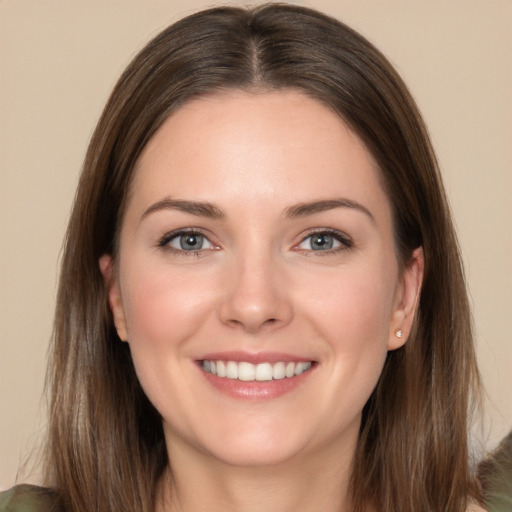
[297,230,352,252]
[159,230,215,252]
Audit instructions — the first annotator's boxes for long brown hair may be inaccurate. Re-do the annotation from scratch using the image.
[45,4,482,511]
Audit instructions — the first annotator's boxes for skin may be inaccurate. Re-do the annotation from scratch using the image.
[100,90,424,512]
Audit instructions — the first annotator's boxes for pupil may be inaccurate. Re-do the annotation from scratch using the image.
[181,234,202,250]
[312,234,333,250]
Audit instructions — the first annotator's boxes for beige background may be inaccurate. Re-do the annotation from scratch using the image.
[1,0,510,489]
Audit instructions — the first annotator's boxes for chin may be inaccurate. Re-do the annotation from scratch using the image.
[168,416,314,469]
[207,439,307,468]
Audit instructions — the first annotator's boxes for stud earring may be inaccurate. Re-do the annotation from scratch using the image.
[395,329,403,338]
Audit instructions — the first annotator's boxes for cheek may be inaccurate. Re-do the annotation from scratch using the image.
[120,260,216,351]
[299,261,396,393]
[118,261,218,425]
[302,262,396,342]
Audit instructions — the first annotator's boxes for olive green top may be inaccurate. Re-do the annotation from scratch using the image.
[480,432,512,512]
[0,485,65,512]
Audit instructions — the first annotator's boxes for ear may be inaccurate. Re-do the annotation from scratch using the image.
[99,254,128,342]
[388,247,424,350]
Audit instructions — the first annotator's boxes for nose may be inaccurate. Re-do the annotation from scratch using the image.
[218,250,293,334]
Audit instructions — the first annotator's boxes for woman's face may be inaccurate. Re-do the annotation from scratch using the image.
[102,90,422,468]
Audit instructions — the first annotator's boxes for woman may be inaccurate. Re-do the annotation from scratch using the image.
[0,4,484,512]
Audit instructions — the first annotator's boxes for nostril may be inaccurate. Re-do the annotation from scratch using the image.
[226,316,278,333]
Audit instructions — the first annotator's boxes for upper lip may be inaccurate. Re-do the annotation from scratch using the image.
[197,351,316,364]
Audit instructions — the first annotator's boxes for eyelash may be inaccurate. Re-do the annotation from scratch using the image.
[157,228,215,257]
[295,229,353,255]
[157,228,353,256]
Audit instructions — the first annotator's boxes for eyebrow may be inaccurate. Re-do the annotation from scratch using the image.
[141,197,374,223]
[141,198,225,220]
[284,199,375,223]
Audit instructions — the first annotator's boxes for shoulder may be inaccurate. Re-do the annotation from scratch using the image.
[0,485,65,512]
[479,431,512,512]
[466,506,487,512]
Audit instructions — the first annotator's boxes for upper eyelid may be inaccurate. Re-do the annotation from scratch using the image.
[298,228,352,241]
[294,228,353,250]
[159,228,216,246]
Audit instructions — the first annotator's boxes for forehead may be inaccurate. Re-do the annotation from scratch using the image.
[128,89,389,218]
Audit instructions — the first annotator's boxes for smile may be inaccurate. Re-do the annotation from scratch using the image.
[201,360,313,382]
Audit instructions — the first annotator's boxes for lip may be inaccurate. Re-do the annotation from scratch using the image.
[196,351,317,400]
[198,351,314,365]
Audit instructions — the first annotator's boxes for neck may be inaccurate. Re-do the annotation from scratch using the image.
[157,435,357,512]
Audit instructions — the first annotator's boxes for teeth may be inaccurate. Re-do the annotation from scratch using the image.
[285,362,295,378]
[238,362,255,381]
[226,361,238,379]
[255,363,273,381]
[272,362,286,380]
[294,362,308,375]
[216,360,226,377]
[201,360,312,381]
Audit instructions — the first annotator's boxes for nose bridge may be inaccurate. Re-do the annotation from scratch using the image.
[219,241,292,333]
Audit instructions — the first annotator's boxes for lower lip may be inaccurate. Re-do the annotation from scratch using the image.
[199,364,316,400]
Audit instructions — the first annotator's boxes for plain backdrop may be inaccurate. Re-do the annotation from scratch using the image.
[1,0,511,489]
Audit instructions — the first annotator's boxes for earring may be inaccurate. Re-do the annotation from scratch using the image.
[395,329,403,338]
